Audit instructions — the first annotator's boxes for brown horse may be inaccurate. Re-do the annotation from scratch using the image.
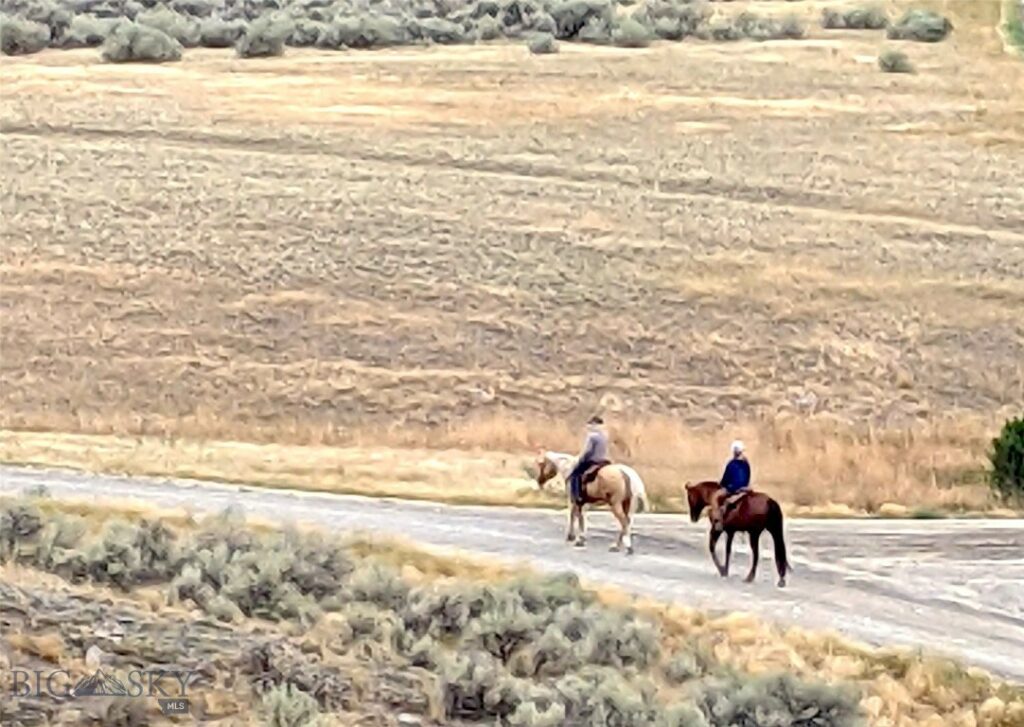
[535,450,649,554]
[684,481,790,587]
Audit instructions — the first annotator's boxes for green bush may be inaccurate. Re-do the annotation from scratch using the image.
[734,12,804,41]
[1,13,51,54]
[56,13,119,48]
[695,672,862,727]
[989,416,1024,503]
[235,13,293,56]
[1,0,71,41]
[199,16,247,47]
[548,0,613,40]
[822,6,888,30]
[317,14,409,49]
[261,683,324,727]
[611,16,651,47]
[101,21,183,62]
[878,48,912,73]
[136,5,200,46]
[886,8,951,42]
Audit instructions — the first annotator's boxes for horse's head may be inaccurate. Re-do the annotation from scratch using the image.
[684,481,713,522]
[535,451,559,490]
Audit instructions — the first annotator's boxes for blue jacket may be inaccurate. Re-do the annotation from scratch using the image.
[720,458,750,494]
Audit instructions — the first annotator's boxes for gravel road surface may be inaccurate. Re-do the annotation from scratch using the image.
[2,465,1021,682]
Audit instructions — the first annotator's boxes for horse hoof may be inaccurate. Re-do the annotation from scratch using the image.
[744,576,755,584]
[609,545,620,552]
[777,578,787,588]
[566,534,575,542]
[626,546,634,556]
[574,540,586,548]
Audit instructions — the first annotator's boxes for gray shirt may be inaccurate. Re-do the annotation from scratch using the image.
[579,427,609,462]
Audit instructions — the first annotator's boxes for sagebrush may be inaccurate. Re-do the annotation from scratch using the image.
[0,497,864,726]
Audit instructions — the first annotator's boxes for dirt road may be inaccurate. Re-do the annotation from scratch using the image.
[2,465,1022,683]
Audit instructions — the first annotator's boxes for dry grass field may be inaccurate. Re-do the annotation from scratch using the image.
[1,0,1022,512]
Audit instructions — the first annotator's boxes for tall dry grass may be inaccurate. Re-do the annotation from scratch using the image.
[1,408,1009,514]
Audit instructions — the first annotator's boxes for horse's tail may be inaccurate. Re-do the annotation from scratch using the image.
[622,467,649,514]
[767,498,791,575]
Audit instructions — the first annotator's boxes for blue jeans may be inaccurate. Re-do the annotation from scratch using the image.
[569,461,590,505]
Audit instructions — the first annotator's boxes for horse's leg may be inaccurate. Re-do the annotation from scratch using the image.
[609,502,627,553]
[575,506,587,548]
[709,529,726,576]
[723,531,735,577]
[566,503,576,542]
[744,530,762,583]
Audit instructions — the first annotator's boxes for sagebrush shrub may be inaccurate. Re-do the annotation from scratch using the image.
[822,6,888,30]
[1,13,51,54]
[101,21,183,62]
[56,13,119,48]
[989,416,1024,503]
[878,48,912,73]
[261,683,323,727]
[199,16,247,47]
[694,672,862,727]
[136,5,200,46]
[886,9,951,42]
[1,0,71,40]
[235,13,293,56]
[611,16,650,47]
[548,0,613,40]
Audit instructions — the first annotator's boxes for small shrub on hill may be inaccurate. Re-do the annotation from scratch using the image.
[0,13,50,54]
[886,8,951,42]
[136,5,200,46]
[0,0,72,41]
[822,6,888,30]
[878,48,912,73]
[528,30,557,52]
[285,17,324,46]
[695,672,863,726]
[261,683,324,727]
[989,416,1024,503]
[235,13,293,56]
[611,16,651,46]
[101,21,183,62]
[734,11,805,41]
[56,13,119,47]
[317,14,409,49]
[548,0,613,40]
[409,16,465,43]
[198,16,247,47]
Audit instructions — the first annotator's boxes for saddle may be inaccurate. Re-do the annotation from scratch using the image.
[572,460,612,506]
[581,460,612,486]
[722,490,750,515]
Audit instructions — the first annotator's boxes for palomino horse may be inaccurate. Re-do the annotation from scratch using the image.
[684,480,790,587]
[535,451,649,554]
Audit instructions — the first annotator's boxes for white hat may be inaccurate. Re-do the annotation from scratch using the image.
[730,440,745,455]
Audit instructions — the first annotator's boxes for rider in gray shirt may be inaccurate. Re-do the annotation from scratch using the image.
[569,415,609,504]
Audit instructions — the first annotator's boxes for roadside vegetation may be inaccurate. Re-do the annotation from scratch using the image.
[2,495,1021,726]
[0,0,960,61]
[2,412,1017,517]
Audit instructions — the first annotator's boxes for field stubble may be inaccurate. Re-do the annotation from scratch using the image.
[1,12,1023,512]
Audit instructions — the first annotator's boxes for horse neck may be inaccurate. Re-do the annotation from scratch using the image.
[696,482,719,504]
[546,452,577,478]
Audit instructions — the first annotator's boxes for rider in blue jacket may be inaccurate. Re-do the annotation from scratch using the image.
[711,440,750,531]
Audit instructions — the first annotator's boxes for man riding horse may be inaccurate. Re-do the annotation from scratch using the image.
[710,440,751,532]
[567,415,611,506]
